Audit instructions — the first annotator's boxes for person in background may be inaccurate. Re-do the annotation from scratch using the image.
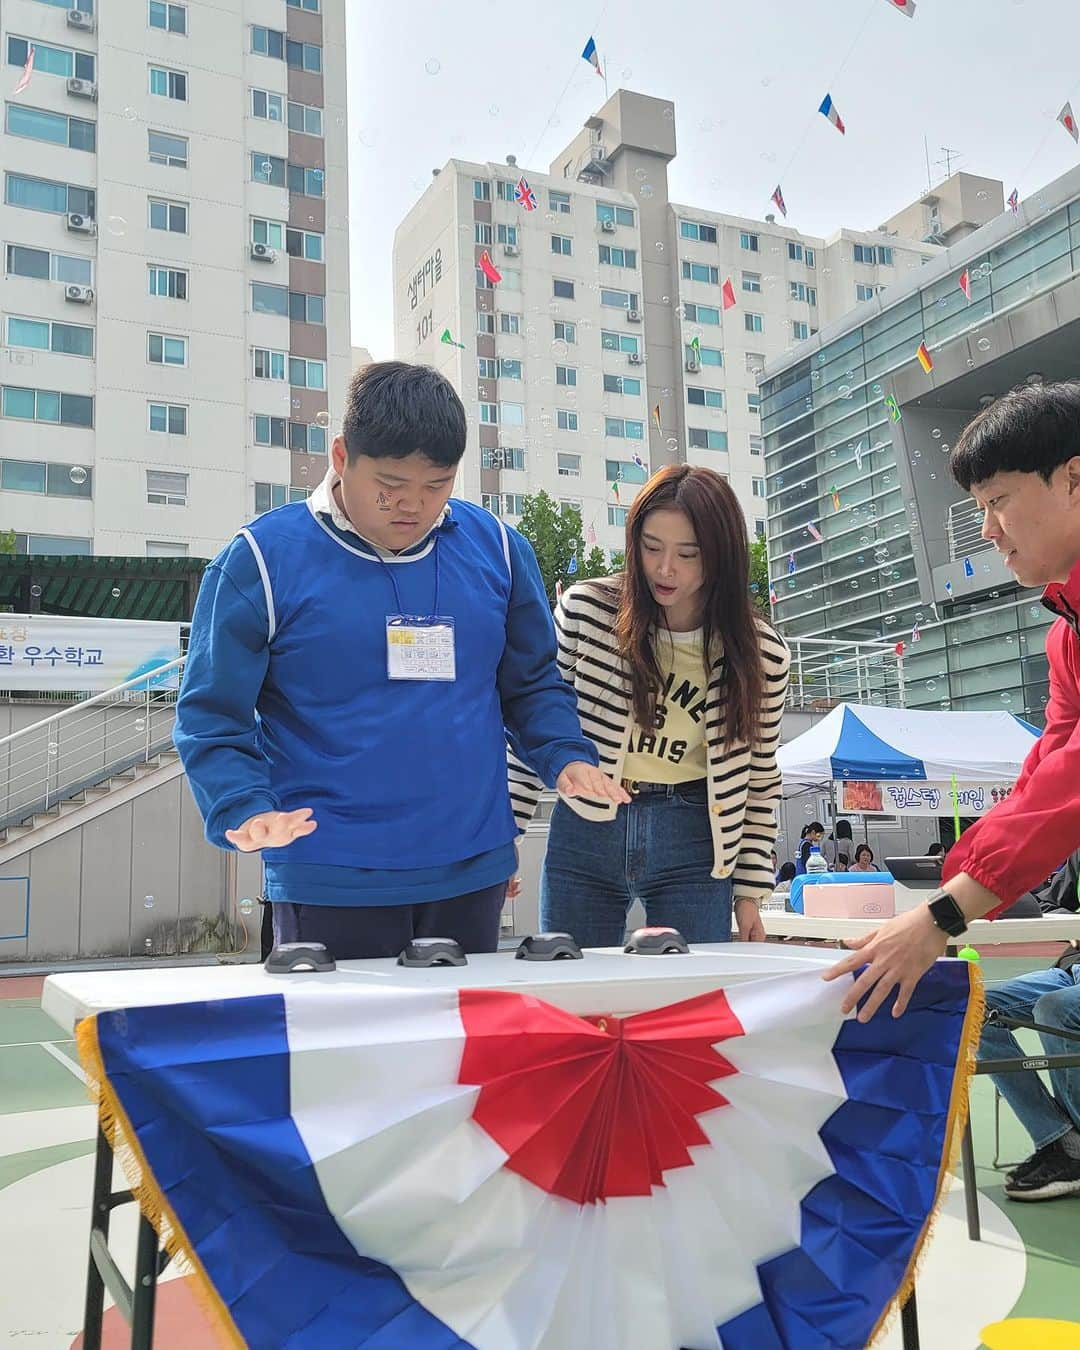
[795,822,826,876]
[532,464,791,947]
[927,842,946,860]
[851,844,876,873]
[775,861,797,893]
[826,819,855,869]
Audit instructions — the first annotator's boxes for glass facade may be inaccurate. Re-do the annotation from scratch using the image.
[760,196,1080,726]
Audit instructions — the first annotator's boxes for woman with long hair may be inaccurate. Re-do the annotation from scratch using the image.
[536,464,790,946]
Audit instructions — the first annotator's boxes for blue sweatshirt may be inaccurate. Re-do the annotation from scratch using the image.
[174,497,596,905]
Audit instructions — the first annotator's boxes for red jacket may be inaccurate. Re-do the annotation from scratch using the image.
[943,557,1080,916]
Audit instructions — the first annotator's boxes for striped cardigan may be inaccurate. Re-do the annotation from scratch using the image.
[509,580,791,904]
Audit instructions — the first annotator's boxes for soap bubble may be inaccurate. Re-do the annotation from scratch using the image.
[314,410,331,428]
[106,216,127,236]
[111,587,121,598]
[69,465,87,485]
[135,718,146,732]
[30,584,42,598]
[144,895,155,909]
[425,58,441,75]
[239,897,255,916]
[977,337,992,351]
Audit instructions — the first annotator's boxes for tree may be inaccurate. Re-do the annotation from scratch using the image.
[0,531,14,556]
[749,534,770,617]
[515,491,612,604]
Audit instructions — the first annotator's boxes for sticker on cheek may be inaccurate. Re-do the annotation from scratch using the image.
[376,492,392,512]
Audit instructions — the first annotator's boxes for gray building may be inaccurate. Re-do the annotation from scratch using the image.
[760,165,1080,725]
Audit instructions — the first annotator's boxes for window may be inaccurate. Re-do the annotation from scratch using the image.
[499,358,522,380]
[149,65,187,100]
[740,232,759,252]
[253,348,286,380]
[787,242,804,262]
[606,458,647,485]
[603,374,642,396]
[285,228,323,261]
[498,313,520,335]
[479,403,497,424]
[549,190,571,214]
[551,235,573,256]
[747,392,761,413]
[856,283,876,302]
[290,421,326,454]
[473,180,491,202]
[252,416,282,448]
[6,105,96,152]
[749,434,764,456]
[251,89,284,122]
[475,266,494,291]
[12,532,90,555]
[745,352,765,374]
[285,40,322,72]
[685,344,722,367]
[289,357,326,390]
[252,218,284,250]
[288,102,323,136]
[6,37,94,83]
[287,0,320,10]
[807,287,818,305]
[554,320,576,344]
[790,282,808,302]
[755,519,766,539]
[680,220,718,243]
[878,246,894,265]
[482,447,525,471]
[480,493,501,516]
[683,303,720,326]
[752,478,766,497]
[255,483,310,514]
[148,130,187,168]
[805,248,816,268]
[600,245,637,268]
[601,288,638,310]
[503,493,527,516]
[476,312,495,335]
[742,272,762,293]
[5,245,92,286]
[146,470,188,506]
[32,0,93,10]
[596,202,635,227]
[149,402,186,434]
[289,292,325,325]
[146,540,189,557]
[601,330,639,354]
[605,417,644,441]
[1,459,92,498]
[553,278,575,300]
[287,164,325,197]
[500,402,524,426]
[682,260,719,285]
[744,313,764,333]
[853,243,886,265]
[147,332,186,365]
[792,320,810,340]
[557,453,581,477]
[251,25,284,58]
[2,385,93,428]
[495,180,515,202]
[498,268,521,292]
[5,173,94,222]
[252,154,286,187]
[687,388,725,409]
[608,506,629,527]
[496,223,517,246]
[149,1,186,33]
[557,410,578,431]
[560,498,582,516]
[251,282,288,317]
[149,197,187,232]
[477,357,497,380]
[555,365,577,387]
[688,429,728,451]
[148,266,187,299]
[6,317,93,357]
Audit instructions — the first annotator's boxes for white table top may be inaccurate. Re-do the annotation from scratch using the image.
[762,912,1080,945]
[42,943,838,1034]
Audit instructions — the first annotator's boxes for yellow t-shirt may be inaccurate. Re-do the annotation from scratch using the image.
[622,628,709,785]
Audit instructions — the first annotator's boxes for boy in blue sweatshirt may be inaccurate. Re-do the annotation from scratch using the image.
[175,361,627,958]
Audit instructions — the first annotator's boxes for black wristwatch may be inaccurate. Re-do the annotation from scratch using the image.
[926,888,968,938]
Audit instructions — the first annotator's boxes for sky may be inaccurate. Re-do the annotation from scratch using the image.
[346,0,1080,359]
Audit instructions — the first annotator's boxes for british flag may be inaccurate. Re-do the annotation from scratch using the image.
[515,176,537,212]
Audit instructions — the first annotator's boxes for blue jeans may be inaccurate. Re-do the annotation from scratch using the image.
[978,966,1080,1149]
[540,781,733,948]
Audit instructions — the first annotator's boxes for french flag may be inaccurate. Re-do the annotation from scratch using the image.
[582,36,602,77]
[818,94,845,135]
[78,964,978,1349]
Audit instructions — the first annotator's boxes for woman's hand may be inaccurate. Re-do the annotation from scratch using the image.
[734,897,766,942]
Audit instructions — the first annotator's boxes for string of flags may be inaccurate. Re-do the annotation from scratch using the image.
[567,554,578,576]
[818,94,845,135]
[689,336,701,352]
[830,485,842,512]
[788,552,796,575]
[770,185,787,218]
[721,278,737,310]
[885,395,902,423]
[964,557,975,578]
[806,523,824,543]
[958,269,972,302]
[769,585,779,607]
[944,580,954,597]
[1008,188,1019,213]
[440,328,466,349]
[911,621,921,643]
[884,0,916,15]
[581,36,603,77]
[514,177,537,212]
[13,43,34,95]
[478,251,502,286]
[916,341,934,374]
[1059,101,1078,144]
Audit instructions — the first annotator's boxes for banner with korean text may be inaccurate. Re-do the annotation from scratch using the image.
[0,616,182,692]
[840,779,1014,817]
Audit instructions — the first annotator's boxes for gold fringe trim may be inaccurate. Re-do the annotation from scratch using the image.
[75,1014,246,1349]
[869,960,987,1347]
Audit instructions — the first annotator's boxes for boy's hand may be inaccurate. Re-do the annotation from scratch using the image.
[226,808,317,852]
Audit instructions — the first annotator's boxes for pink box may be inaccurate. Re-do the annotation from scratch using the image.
[802,883,896,919]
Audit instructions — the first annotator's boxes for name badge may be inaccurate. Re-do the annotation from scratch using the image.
[386,614,456,681]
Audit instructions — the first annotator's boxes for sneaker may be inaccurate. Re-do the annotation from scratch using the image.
[1004,1139,1080,1201]
[1006,1141,1056,1186]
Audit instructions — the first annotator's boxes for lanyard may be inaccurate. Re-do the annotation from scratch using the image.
[376,535,442,614]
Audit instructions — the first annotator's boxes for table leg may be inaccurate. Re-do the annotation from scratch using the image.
[130,1212,161,1350]
[960,1116,981,1242]
[82,1125,113,1350]
[900,1288,921,1350]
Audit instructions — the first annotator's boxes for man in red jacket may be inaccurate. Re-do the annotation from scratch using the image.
[827,381,1080,1016]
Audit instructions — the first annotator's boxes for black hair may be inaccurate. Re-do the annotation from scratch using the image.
[778,862,797,883]
[341,361,467,467]
[835,819,854,841]
[950,381,1080,491]
[854,844,874,864]
[927,842,945,857]
[799,840,814,864]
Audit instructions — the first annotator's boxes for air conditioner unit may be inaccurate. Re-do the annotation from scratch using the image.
[600,219,617,234]
[685,357,701,373]
[588,145,608,163]
[502,243,519,257]
[627,352,644,366]
[627,308,642,323]
[250,242,277,262]
[66,212,96,235]
[64,284,94,304]
[67,9,95,30]
[66,77,97,100]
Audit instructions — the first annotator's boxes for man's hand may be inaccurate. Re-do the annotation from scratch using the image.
[823,905,948,1022]
[557,762,632,805]
[734,898,766,942]
[225,808,317,853]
